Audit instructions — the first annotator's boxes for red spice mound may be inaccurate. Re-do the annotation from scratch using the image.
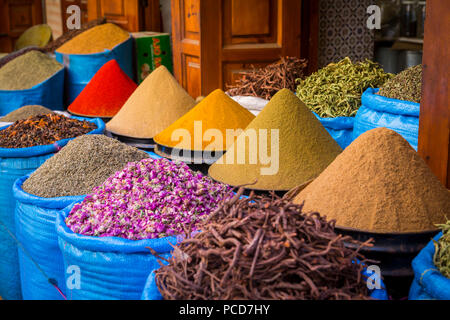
[68,60,137,118]
[0,113,96,148]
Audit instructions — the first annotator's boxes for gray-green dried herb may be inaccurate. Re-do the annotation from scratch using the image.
[296,57,393,118]
[377,65,422,103]
[22,134,149,197]
[0,51,62,90]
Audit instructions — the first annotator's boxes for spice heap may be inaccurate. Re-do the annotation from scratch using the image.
[296,57,393,117]
[154,89,255,151]
[0,51,62,90]
[377,65,422,103]
[294,128,450,233]
[0,46,45,69]
[209,89,342,191]
[154,191,373,300]
[106,66,195,139]
[23,135,148,198]
[0,105,53,122]
[434,220,450,279]
[56,23,129,54]
[68,60,137,118]
[44,18,106,52]
[65,158,232,240]
[0,114,96,148]
[227,57,308,100]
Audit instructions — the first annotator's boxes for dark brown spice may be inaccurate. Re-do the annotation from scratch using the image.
[0,114,96,148]
[152,190,374,300]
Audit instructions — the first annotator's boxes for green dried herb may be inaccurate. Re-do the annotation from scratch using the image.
[434,219,450,278]
[0,51,62,90]
[377,65,422,103]
[295,57,393,118]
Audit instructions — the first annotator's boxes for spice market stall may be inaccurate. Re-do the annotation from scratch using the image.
[0,0,447,305]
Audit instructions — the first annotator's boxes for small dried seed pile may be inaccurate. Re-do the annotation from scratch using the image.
[377,64,422,103]
[23,135,149,198]
[227,57,308,100]
[0,105,53,122]
[154,190,374,300]
[0,114,96,148]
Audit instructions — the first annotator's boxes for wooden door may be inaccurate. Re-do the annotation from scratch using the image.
[0,0,43,53]
[171,0,303,97]
[418,0,450,188]
[87,0,161,32]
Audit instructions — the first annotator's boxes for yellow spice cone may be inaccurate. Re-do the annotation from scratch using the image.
[154,89,255,151]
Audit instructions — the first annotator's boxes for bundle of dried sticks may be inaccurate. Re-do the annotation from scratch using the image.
[151,190,374,300]
[227,57,308,100]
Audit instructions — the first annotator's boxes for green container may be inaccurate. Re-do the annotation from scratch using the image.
[131,32,173,84]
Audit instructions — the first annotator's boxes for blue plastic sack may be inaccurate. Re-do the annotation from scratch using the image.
[0,116,103,300]
[13,175,84,300]
[313,112,354,149]
[353,88,420,150]
[141,261,389,300]
[409,233,450,300]
[0,67,65,116]
[56,201,177,300]
[55,36,134,105]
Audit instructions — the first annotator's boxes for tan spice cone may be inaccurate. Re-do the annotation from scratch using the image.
[106,65,195,139]
[294,127,450,233]
[208,89,342,191]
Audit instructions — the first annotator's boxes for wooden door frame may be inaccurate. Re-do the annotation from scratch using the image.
[418,0,450,188]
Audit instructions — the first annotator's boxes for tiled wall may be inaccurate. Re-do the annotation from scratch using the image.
[318,0,374,67]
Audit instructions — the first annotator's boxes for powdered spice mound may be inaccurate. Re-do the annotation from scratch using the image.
[68,60,137,118]
[23,135,149,197]
[0,114,96,148]
[294,127,450,233]
[106,65,195,139]
[56,23,129,54]
[154,89,255,151]
[208,89,342,191]
[0,51,63,90]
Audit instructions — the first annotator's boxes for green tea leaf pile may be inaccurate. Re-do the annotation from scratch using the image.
[434,220,450,279]
[296,57,393,117]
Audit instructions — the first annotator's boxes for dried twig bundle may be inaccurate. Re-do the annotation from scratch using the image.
[227,57,307,100]
[152,190,374,300]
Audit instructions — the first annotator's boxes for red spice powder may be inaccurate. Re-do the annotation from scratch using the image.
[68,59,137,118]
